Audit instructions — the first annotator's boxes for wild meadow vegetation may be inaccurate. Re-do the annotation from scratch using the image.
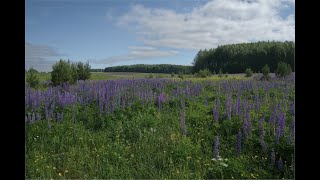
[25,41,295,179]
[25,75,294,179]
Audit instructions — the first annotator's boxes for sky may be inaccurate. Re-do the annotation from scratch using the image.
[25,0,295,72]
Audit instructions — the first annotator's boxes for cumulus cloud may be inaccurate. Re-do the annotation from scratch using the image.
[25,42,65,72]
[117,0,295,50]
[94,46,178,65]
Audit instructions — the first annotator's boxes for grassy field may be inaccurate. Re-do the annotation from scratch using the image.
[35,72,250,83]
[25,76,294,179]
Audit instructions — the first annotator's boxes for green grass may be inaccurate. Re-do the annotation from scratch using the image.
[35,72,249,83]
[26,79,294,179]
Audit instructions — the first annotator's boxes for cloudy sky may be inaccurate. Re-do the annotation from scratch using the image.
[26,0,295,72]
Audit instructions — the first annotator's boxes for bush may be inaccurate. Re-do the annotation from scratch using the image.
[213,70,216,75]
[51,60,73,86]
[262,64,270,76]
[225,73,228,78]
[178,72,184,79]
[198,68,211,78]
[51,59,91,86]
[156,74,164,78]
[245,68,253,77]
[26,68,40,88]
[218,69,223,78]
[275,62,292,78]
[171,72,175,78]
[77,62,91,80]
[148,74,154,78]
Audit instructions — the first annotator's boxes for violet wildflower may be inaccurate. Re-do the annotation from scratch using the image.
[31,113,35,123]
[180,111,187,135]
[277,157,283,171]
[213,108,219,122]
[271,149,276,166]
[213,136,219,158]
[226,95,232,120]
[236,131,242,156]
[275,126,281,144]
[36,113,41,121]
[290,102,295,116]
[259,118,265,137]
[158,93,165,111]
[288,119,295,143]
[278,112,286,137]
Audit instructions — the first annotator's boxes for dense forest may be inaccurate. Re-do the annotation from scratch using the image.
[90,69,104,72]
[104,64,192,74]
[192,41,294,73]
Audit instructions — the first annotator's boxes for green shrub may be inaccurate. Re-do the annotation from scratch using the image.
[157,74,164,78]
[178,72,184,79]
[77,61,91,80]
[245,68,253,77]
[218,69,223,78]
[275,62,292,78]
[171,72,175,78]
[262,64,270,76]
[198,68,211,78]
[51,59,91,86]
[26,67,40,88]
[51,60,73,86]
[148,74,154,78]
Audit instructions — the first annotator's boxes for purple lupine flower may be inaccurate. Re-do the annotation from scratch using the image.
[260,136,267,153]
[277,157,283,171]
[259,118,265,137]
[35,113,41,121]
[244,111,252,138]
[236,131,242,156]
[275,125,281,144]
[290,102,295,116]
[158,92,166,111]
[25,116,28,123]
[271,149,276,166]
[288,119,295,144]
[235,96,240,116]
[278,112,286,137]
[45,107,49,120]
[226,95,232,120]
[213,136,219,158]
[31,113,35,123]
[216,97,221,110]
[213,108,219,122]
[56,112,60,121]
[158,95,161,111]
[255,95,260,113]
[180,111,187,135]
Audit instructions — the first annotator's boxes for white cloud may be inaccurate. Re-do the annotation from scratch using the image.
[25,42,65,72]
[117,0,295,50]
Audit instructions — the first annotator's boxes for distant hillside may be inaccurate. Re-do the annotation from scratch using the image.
[104,64,192,74]
[192,41,294,73]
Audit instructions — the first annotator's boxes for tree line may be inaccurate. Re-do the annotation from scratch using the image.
[192,41,294,73]
[104,64,192,74]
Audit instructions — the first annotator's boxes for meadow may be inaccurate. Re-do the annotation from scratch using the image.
[25,74,295,179]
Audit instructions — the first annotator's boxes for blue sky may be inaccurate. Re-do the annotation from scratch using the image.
[26,0,295,72]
